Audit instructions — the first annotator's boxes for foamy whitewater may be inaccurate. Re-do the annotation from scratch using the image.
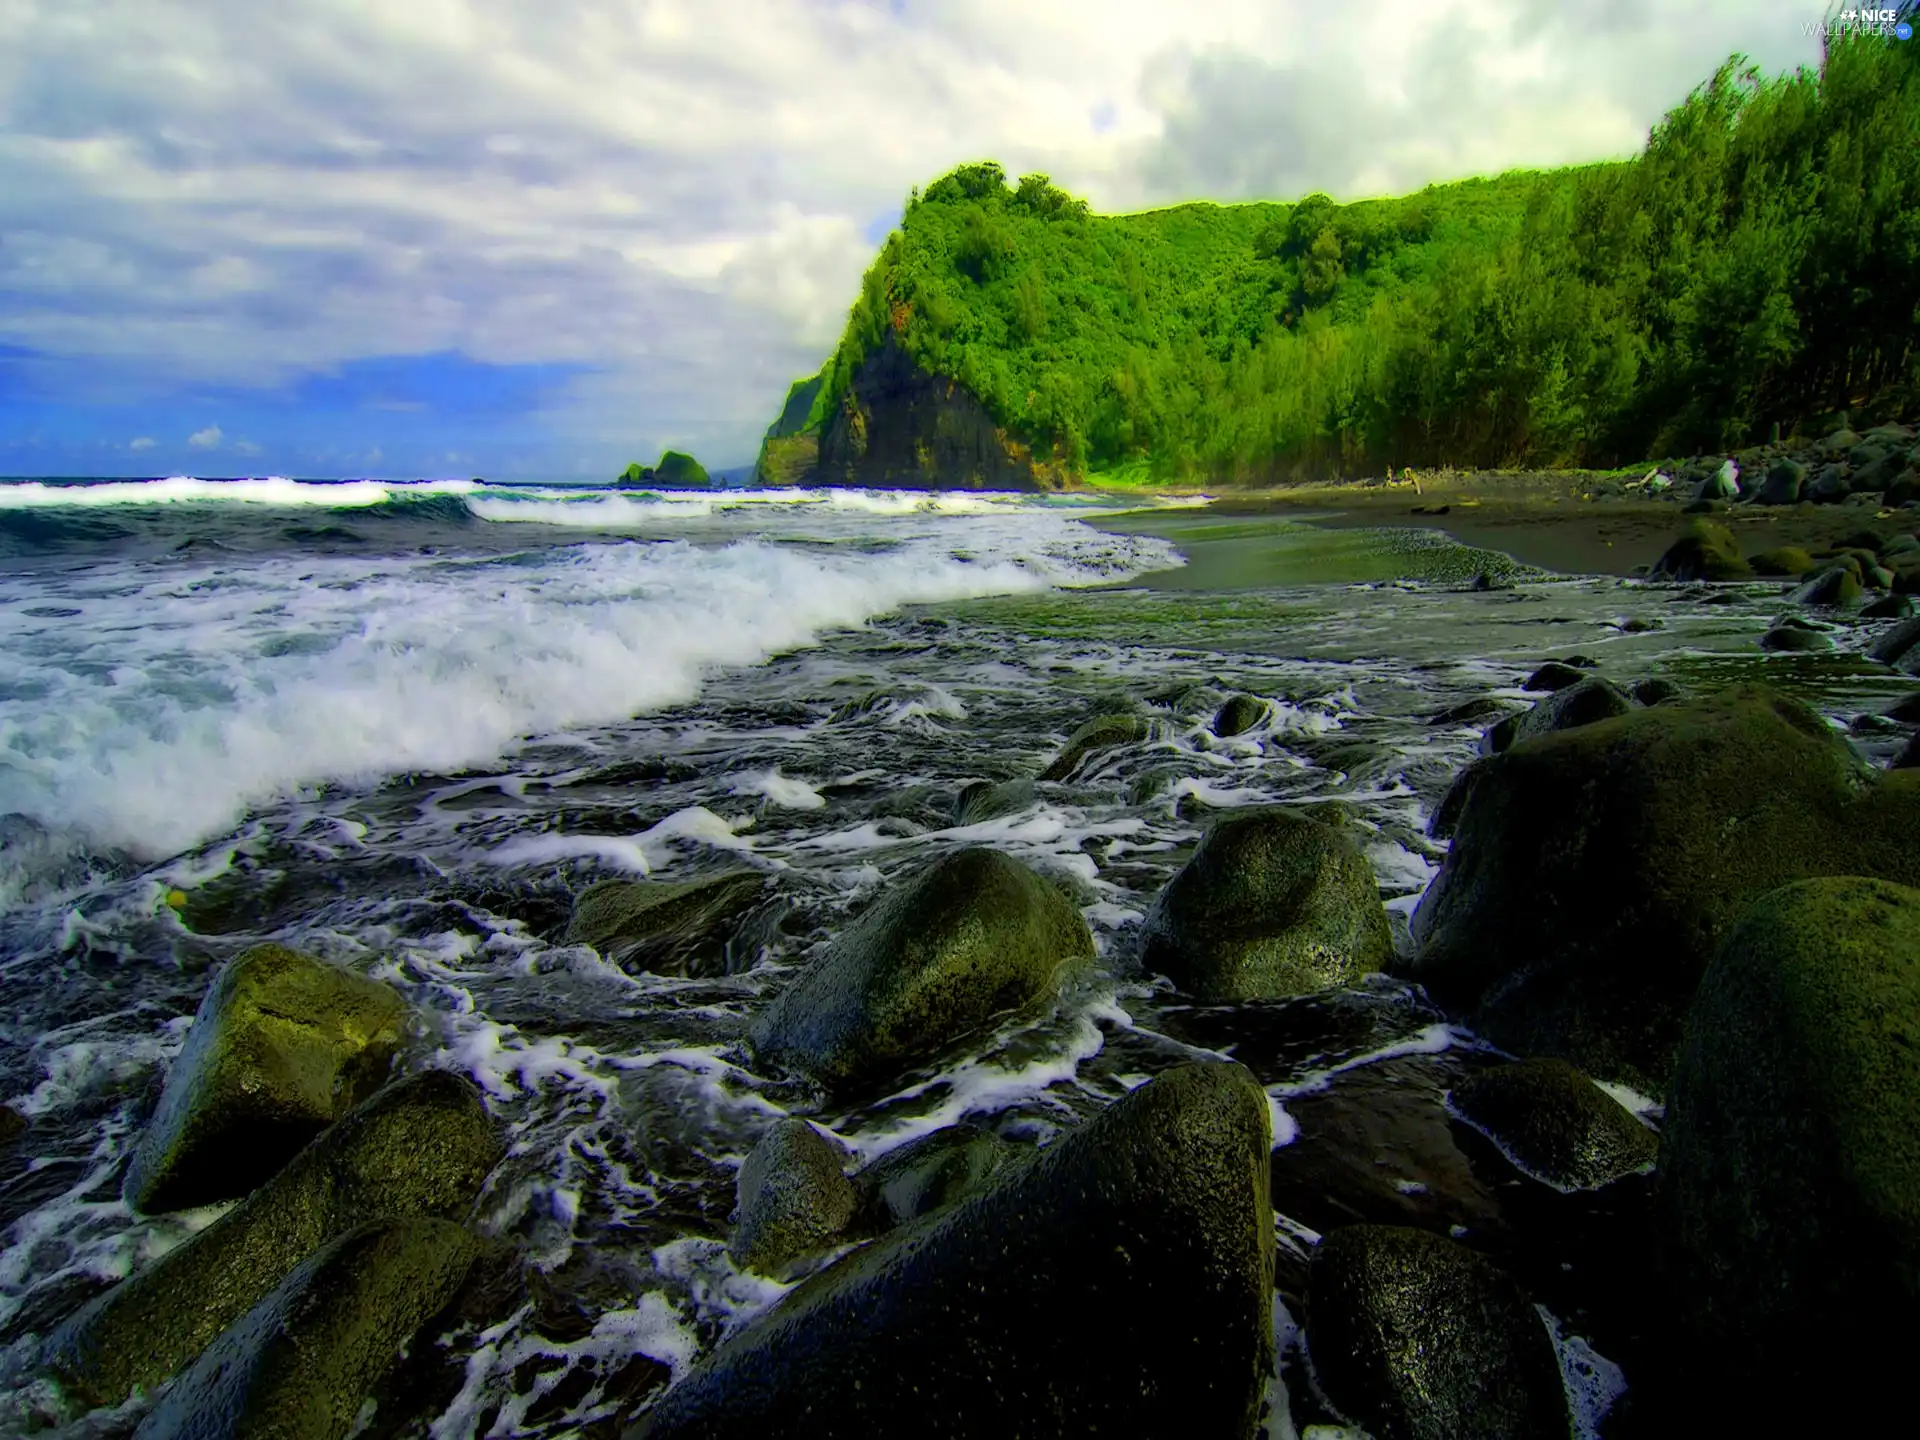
[0,476,1908,1436]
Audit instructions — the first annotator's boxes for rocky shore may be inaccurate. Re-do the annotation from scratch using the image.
[10,550,1920,1438]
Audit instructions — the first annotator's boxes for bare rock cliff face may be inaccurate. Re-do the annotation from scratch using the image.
[814,337,1059,491]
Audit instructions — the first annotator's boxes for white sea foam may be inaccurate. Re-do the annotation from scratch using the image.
[0,475,478,509]
[729,768,828,810]
[0,511,1181,859]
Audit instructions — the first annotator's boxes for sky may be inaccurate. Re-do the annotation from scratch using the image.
[0,1,1834,480]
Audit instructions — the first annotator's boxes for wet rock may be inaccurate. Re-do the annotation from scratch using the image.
[1427,697,1521,728]
[1809,463,1854,502]
[1428,760,1487,841]
[1211,693,1268,737]
[748,848,1093,1093]
[1139,807,1393,1002]
[1037,711,1148,782]
[853,1122,1012,1231]
[1470,571,1512,592]
[730,1119,857,1277]
[131,1218,480,1440]
[1630,677,1682,707]
[1649,519,1750,581]
[628,1063,1274,1440]
[1659,878,1920,1421]
[1869,616,1920,671]
[123,945,407,1215]
[1884,691,1920,723]
[1748,545,1815,576]
[1759,616,1833,652]
[0,1104,24,1146]
[1404,685,1920,1093]
[45,1069,502,1408]
[1484,676,1637,755]
[1753,458,1806,505]
[1861,594,1916,619]
[1520,661,1587,693]
[566,871,771,978]
[1448,1058,1657,1192]
[1790,563,1863,607]
[1305,1225,1570,1440]
[1894,734,1920,770]
[950,778,1036,827]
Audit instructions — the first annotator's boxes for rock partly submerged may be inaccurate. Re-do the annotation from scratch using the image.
[565,870,772,977]
[1657,877,1920,1422]
[1306,1225,1571,1440]
[628,1063,1274,1439]
[1448,1057,1657,1192]
[729,1119,857,1278]
[1405,685,1920,1092]
[122,944,407,1215]
[1139,806,1393,1002]
[1036,710,1149,782]
[45,1069,501,1408]
[748,848,1093,1093]
[131,1218,480,1440]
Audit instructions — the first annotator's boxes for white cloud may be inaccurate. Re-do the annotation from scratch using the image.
[0,1,1825,474]
[128,435,155,450]
[187,424,223,449]
[234,439,260,455]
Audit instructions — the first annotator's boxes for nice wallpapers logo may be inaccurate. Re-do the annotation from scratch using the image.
[1808,8,1915,37]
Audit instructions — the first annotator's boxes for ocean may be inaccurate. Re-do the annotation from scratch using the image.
[0,476,1910,1436]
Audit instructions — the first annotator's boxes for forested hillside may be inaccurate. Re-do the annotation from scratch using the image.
[765,23,1919,486]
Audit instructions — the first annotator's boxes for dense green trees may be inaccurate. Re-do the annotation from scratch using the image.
[782,26,1917,483]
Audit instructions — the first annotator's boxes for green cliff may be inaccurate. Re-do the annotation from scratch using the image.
[760,30,1918,489]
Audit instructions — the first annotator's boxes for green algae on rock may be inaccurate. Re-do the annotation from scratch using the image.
[122,944,407,1215]
[628,1063,1273,1439]
[565,871,771,977]
[1648,519,1751,581]
[1306,1225,1570,1440]
[131,1218,480,1440]
[1211,693,1269,737]
[45,1069,501,1409]
[748,848,1093,1092]
[1140,807,1393,1002]
[1658,877,1920,1413]
[729,1119,857,1278]
[1405,685,1920,1093]
[1036,710,1149,782]
[1449,1057,1658,1192]
[852,1122,1012,1233]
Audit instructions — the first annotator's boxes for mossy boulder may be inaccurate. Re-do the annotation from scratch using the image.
[1427,696,1522,728]
[629,1063,1273,1439]
[1448,1058,1657,1192]
[950,777,1036,826]
[565,871,770,977]
[1748,545,1815,576]
[1630,677,1683,706]
[1658,878,1920,1415]
[1037,711,1148,782]
[1790,563,1863,607]
[730,1120,857,1277]
[1306,1225,1569,1440]
[131,1218,480,1440]
[748,848,1093,1092]
[1210,693,1268,737]
[1483,675,1637,755]
[123,945,406,1215]
[1759,616,1833,652]
[1870,616,1920,672]
[1404,685,1920,1092]
[1754,458,1806,505]
[45,1070,501,1408]
[853,1123,1012,1232]
[1649,519,1750,581]
[1521,660,1589,693]
[1139,807,1392,1002]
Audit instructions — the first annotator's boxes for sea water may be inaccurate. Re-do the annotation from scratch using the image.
[0,477,1910,1436]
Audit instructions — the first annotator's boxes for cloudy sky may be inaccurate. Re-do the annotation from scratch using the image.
[0,0,1831,480]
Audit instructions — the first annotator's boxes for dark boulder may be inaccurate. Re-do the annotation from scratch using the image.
[1649,519,1749,581]
[1483,676,1637,755]
[1790,563,1863,607]
[1211,693,1268,738]
[1037,712,1148,782]
[1748,545,1815,576]
[1630,677,1682,707]
[1521,661,1588,693]
[748,849,1093,1092]
[1753,458,1806,505]
[853,1122,1012,1232]
[1759,616,1833,652]
[1403,685,1920,1092]
[1860,594,1915,620]
[729,1120,857,1277]
[627,1063,1274,1439]
[1448,1058,1657,1192]
[1139,807,1392,1002]
[1427,697,1522,728]
[45,1070,501,1407]
[1869,616,1920,671]
[566,871,771,977]
[131,1219,480,1440]
[1305,1225,1570,1440]
[1658,878,1920,1422]
[950,778,1036,827]
[0,1104,24,1147]
[1895,734,1920,770]
[123,945,407,1215]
